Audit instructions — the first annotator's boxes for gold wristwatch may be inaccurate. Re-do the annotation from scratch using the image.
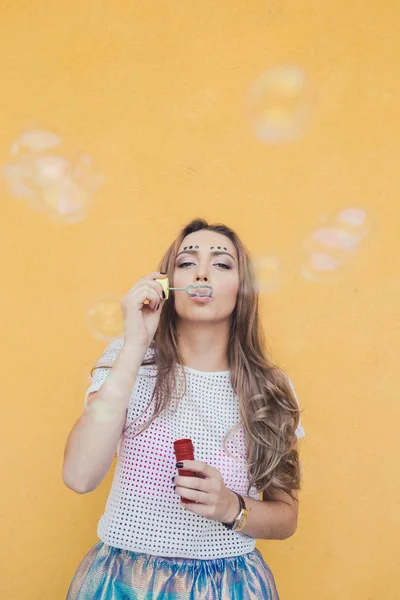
[222,491,249,531]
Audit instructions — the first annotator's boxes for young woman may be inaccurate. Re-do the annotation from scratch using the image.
[64,218,306,599]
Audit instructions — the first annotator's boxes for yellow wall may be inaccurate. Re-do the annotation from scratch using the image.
[1,1,399,598]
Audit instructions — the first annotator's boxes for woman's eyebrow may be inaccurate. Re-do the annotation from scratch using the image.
[176,249,236,261]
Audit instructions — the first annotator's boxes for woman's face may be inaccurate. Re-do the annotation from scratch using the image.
[172,230,239,323]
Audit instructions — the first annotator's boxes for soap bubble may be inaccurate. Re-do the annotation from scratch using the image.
[86,295,124,342]
[310,227,361,251]
[31,155,70,187]
[307,252,341,272]
[253,255,282,294]
[40,178,90,218]
[247,65,312,144]
[337,208,366,227]
[336,208,369,243]
[3,128,105,223]
[298,208,369,282]
[10,129,62,154]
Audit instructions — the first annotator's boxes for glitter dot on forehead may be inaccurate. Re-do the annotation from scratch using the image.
[182,245,228,251]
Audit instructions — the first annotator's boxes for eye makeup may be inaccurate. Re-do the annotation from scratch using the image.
[176,249,236,262]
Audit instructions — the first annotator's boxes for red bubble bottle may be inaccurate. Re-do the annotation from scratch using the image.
[173,438,204,504]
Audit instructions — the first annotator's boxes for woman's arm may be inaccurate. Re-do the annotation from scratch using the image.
[224,488,298,540]
[174,459,299,540]
[62,340,146,493]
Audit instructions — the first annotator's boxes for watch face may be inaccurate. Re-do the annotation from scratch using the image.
[236,509,248,530]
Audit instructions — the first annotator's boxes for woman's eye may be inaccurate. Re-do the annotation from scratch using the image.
[178,262,231,269]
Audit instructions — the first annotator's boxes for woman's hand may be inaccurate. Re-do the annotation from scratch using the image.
[121,271,167,348]
[173,460,240,523]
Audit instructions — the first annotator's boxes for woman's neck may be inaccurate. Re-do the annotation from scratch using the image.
[176,319,230,372]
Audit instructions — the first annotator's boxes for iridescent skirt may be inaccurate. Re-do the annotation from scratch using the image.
[66,540,280,599]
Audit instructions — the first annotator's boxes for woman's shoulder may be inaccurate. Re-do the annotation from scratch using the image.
[94,337,124,368]
[94,338,155,368]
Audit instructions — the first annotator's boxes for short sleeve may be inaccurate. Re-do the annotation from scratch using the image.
[286,375,306,439]
[83,339,157,412]
[83,337,125,411]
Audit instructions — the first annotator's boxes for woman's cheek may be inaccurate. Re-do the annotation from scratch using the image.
[221,279,239,299]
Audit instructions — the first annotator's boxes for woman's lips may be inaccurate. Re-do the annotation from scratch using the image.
[190,295,213,303]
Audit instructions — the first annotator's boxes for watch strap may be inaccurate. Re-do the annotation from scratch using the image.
[222,491,245,530]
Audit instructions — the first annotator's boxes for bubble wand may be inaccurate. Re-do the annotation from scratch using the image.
[144,277,213,304]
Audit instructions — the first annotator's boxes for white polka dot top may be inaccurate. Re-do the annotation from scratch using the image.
[84,338,306,560]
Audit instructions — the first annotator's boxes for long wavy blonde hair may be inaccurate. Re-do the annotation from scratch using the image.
[93,218,303,502]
